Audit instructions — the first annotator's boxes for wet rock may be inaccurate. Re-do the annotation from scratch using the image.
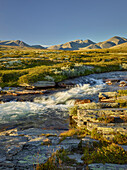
[75,99,91,105]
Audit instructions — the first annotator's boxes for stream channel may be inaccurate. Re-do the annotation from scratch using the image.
[0,71,127,130]
[0,71,127,169]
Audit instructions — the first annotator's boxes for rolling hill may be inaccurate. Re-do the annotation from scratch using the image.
[110,42,127,49]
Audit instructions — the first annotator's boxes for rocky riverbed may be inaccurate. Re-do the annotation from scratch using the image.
[0,71,127,169]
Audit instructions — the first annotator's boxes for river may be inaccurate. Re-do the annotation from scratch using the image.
[0,71,127,130]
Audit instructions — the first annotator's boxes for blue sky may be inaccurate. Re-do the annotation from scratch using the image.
[0,0,127,46]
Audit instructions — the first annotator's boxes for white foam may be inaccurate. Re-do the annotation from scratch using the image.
[0,78,105,124]
[34,79,105,105]
[0,101,69,123]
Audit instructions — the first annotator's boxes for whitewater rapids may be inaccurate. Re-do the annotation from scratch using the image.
[0,71,127,125]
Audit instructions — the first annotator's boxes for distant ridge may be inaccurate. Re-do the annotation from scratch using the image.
[48,39,95,50]
[48,36,127,50]
[0,40,45,49]
[1,36,127,50]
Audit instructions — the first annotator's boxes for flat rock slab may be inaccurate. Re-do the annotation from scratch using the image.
[81,137,99,148]
[16,128,65,137]
[60,137,81,150]
[77,102,119,109]
[88,163,127,170]
[0,127,70,169]
[13,145,63,167]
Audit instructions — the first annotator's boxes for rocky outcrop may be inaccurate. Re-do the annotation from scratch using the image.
[76,90,127,136]
[0,128,84,169]
[0,128,64,169]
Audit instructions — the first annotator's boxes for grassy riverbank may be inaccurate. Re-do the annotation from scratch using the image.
[0,46,127,87]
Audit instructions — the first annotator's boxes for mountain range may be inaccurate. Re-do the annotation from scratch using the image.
[48,36,127,50]
[0,40,45,49]
[0,36,127,50]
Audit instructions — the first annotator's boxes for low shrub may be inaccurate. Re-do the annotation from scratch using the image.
[82,143,127,164]
[69,106,78,116]
[112,133,127,145]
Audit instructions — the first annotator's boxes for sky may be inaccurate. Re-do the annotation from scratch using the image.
[0,0,127,46]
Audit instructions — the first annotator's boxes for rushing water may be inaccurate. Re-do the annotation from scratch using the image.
[0,71,127,125]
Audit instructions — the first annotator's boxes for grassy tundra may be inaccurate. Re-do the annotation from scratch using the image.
[0,45,127,87]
